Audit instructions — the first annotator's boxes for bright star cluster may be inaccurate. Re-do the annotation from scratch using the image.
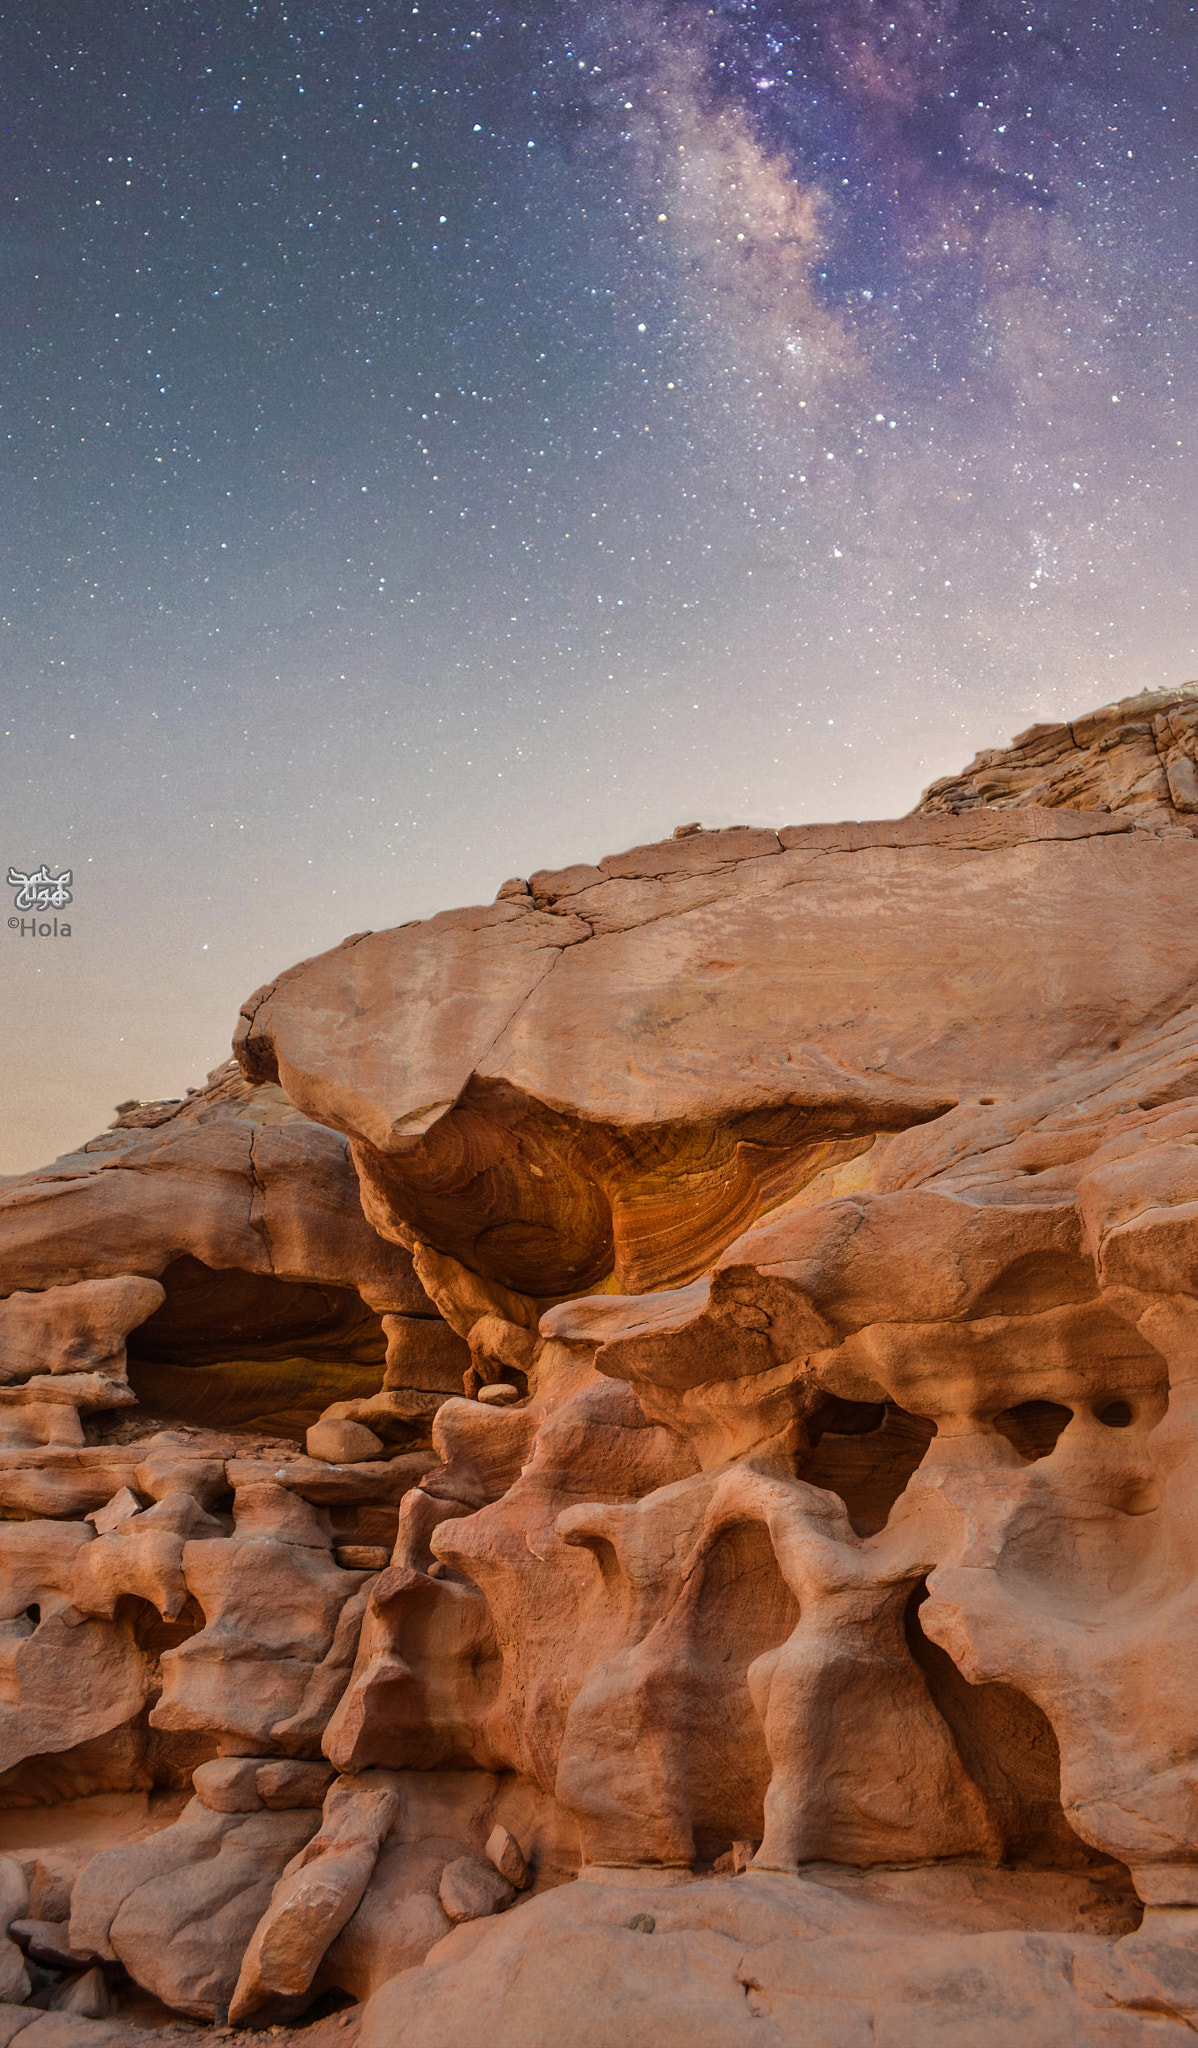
[1,0,1195,1168]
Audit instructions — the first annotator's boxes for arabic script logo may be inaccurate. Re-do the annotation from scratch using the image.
[7,864,73,912]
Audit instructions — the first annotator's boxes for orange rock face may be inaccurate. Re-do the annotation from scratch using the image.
[5,685,1198,2044]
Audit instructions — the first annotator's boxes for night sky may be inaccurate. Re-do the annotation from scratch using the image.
[2,0,1195,1172]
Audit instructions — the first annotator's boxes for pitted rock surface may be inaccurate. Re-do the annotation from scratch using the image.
[3,687,1198,2043]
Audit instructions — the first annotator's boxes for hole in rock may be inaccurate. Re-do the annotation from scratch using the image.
[0,1695,219,1809]
[129,1256,383,1361]
[472,1366,529,1405]
[992,1400,1073,1463]
[23,1604,40,1627]
[299,1987,357,2022]
[125,1254,392,1440]
[128,1592,204,1667]
[806,1394,887,1439]
[801,1398,936,1535]
[1097,1399,1134,1429]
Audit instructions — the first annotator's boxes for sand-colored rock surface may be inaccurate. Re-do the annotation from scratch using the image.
[356,1866,1190,2048]
[3,684,1198,2043]
[233,803,1198,1301]
[0,1063,463,1440]
[916,677,1198,829]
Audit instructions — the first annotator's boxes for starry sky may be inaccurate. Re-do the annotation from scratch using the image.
[2,0,1195,1172]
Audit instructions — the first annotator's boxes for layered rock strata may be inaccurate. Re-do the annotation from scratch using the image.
[3,685,1198,2044]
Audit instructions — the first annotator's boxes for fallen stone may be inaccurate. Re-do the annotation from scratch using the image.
[83,1492,142,1538]
[318,1839,459,2004]
[484,1828,528,1891]
[254,1763,337,1812]
[0,1281,164,1387]
[192,1761,265,1815]
[332,1547,390,1573]
[69,1800,319,2017]
[229,1775,400,2022]
[47,1972,111,2021]
[436,1859,515,1925]
[0,1867,27,1938]
[306,1422,385,1466]
[9,1924,92,1973]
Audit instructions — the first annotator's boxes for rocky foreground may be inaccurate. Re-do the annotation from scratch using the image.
[3,682,1198,2046]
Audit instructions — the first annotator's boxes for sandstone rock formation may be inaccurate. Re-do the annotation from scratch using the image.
[3,683,1198,2045]
[916,677,1198,827]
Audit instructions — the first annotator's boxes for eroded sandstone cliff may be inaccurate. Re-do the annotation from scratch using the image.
[4,684,1198,2046]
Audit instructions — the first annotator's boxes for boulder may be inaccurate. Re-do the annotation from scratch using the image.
[436,1857,514,1925]
[48,1970,112,2020]
[68,1798,319,2018]
[0,1281,164,1387]
[485,1827,529,1889]
[306,1421,386,1466]
[229,1773,401,2022]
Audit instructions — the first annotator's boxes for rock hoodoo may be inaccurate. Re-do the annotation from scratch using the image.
[4,681,1198,2045]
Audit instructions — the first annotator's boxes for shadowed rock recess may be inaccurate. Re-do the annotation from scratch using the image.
[6,684,1198,2046]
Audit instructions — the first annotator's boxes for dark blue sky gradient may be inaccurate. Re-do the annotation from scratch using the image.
[1,0,1195,1169]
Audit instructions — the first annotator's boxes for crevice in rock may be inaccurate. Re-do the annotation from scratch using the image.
[247,1127,275,1275]
[904,1587,1136,1886]
[124,1256,389,1439]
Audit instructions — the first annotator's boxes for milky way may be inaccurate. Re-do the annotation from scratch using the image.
[1,0,1195,1169]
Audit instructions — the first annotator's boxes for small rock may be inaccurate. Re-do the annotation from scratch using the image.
[1167,754,1198,812]
[306,1419,385,1464]
[85,1487,142,1535]
[193,1758,265,1813]
[627,1913,656,1933]
[437,1857,515,1925]
[476,1384,521,1407]
[9,1923,92,1972]
[712,1839,757,1876]
[334,1544,390,1571]
[0,1860,29,1935]
[50,1967,113,2019]
[0,1940,30,2008]
[484,1825,529,1890]
[254,1761,336,1811]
